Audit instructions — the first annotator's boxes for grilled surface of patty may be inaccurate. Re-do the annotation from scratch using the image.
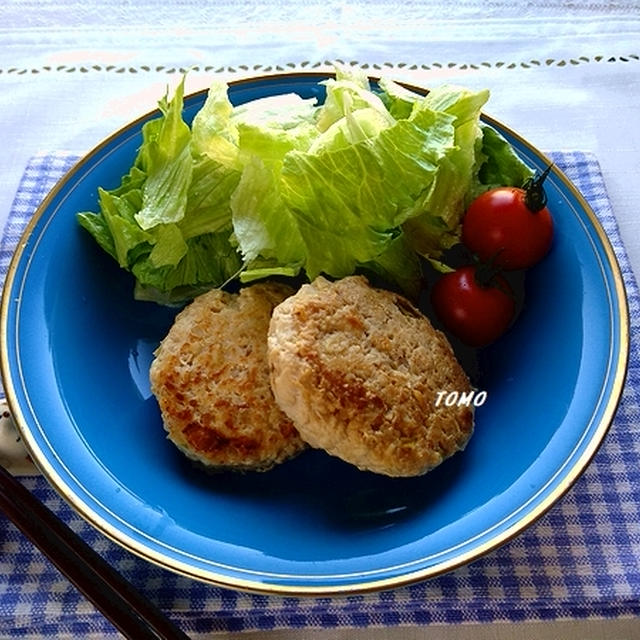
[150,282,305,472]
[267,275,474,477]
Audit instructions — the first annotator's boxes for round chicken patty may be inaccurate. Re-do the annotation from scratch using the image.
[149,282,305,472]
[267,275,474,477]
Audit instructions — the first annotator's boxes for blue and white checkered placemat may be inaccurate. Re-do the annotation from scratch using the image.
[1,151,639,637]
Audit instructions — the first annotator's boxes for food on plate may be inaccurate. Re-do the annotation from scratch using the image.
[430,265,516,348]
[461,164,554,270]
[76,69,547,475]
[428,163,553,347]
[267,275,474,477]
[149,282,306,471]
[76,67,533,305]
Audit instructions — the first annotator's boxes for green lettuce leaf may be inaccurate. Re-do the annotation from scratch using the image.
[316,67,392,133]
[77,76,244,302]
[77,67,535,305]
[191,80,239,162]
[376,76,423,120]
[399,86,490,258]
[475,124,534,193]
[132,230,243,304]
[178,155,241,239]
[135,78,193,230]
[231,155,305,272]
[361,233,423,301]
[278,107,455,280]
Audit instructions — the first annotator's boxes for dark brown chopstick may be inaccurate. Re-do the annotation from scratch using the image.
[0,463,191,640]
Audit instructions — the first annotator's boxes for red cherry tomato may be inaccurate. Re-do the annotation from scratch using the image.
[462,167,554,270]
[431,265,515,347]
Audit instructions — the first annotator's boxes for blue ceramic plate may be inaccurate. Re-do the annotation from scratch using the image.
[0,73,629,594]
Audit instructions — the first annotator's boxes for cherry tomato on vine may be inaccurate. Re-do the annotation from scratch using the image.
[462,166,554,270]
[430,265,516,348]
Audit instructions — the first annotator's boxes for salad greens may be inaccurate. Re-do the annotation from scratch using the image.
[77,66,532,304]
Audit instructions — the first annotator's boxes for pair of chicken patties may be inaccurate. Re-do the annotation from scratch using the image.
[149,275,474,477]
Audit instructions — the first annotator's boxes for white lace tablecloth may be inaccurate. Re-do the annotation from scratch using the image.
[1,2,639,638]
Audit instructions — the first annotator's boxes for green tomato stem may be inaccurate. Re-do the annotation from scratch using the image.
[523,163,553,212]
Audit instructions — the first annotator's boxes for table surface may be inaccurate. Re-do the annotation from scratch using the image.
[1,2,640,638]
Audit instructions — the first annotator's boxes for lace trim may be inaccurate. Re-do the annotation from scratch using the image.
[0,55,638,75]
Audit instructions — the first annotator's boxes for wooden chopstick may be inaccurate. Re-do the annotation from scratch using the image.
[0,463,191,640]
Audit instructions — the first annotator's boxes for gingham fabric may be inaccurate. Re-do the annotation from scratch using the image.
[0,151,639,638]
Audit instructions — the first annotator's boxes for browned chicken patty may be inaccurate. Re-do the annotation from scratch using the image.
[267,275,474,477]
[149,282,305,472]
